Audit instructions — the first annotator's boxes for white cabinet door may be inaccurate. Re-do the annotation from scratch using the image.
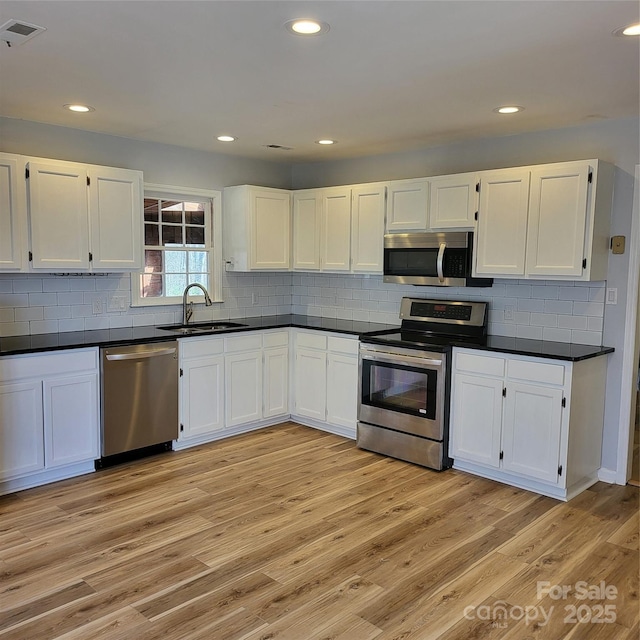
[294,347,327,420]
[321,187,352,271]
[450,373,503,468]
[292,190,321,270]
[250,188,291,270]
[326,352,358,428]
[351,183,386,273]
[225,351,262,426]
[263,347,289,418]
[428,172,477,230]
[88,166,143,271]
[27,161,91,270]
[474,169,530,276]
[0,381,44,480]
[181,355,225,438]
[0,153,26,271]
[43,373,98,469]
[386,179,429,232]
[525,162,590,278]
[502,382,564,484]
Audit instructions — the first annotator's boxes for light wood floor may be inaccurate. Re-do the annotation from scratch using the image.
[0,422,638,640]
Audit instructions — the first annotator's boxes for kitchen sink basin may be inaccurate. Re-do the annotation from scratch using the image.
[157,322,248,334]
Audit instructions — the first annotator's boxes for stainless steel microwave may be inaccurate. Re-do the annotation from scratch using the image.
[383,231,493,287]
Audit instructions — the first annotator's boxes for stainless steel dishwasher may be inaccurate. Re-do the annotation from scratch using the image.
[98,341,179,467]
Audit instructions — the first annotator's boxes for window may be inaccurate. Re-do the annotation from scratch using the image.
[131,184,222,306]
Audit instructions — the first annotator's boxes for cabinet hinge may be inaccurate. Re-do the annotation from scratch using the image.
[25,167,30,180]
[28,251,33,262]
[588,171,593,184]
[475,182,480,193]
[179,368,183,377]
[582,258,587,269]
[561,397,566,408]
[502,387,507,397]
[87,176,91,186]
[499,451,504,460]
[558,465,563,476]
[180,424,184,432]
[89,252,93,262]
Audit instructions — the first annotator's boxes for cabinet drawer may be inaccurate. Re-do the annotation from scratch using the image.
[295,331,327,351]
[455,351,505,377]
[225,333,262,353]
[328,335,358,355]
[180,336,224,359]
[507,359,565,386]
[263,331,289,348]
[0,348,98,382]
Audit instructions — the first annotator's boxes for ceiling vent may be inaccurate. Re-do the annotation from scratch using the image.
[0,19,46,47]
[264,144,293,151]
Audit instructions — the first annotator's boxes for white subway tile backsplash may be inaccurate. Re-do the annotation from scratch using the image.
[530,313,558,328]
[29,293,58,306]
[30,320,60,334]
[15,307,44,322]
[516,325,543,339]
[13,279,43,293]
[558,315,588,330]
[517,298,545,312]
[571,330,602,346]
[572,301,605,317]
[558,286,590,301]
[544,300,573,314]
[543,327,573,342]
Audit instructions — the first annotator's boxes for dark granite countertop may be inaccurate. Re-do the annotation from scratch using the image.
[0,315,613,361]
[0,314,400,357]
[454,335,614,362]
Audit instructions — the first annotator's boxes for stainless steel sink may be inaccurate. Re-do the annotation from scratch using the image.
[157,322,248,334]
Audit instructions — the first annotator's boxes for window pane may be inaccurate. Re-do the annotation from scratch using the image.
[140,272,164,298]
[162,225,183,245]
[144,249,163,271]
[185,204,205,225]
[190,273,209,289]
[165,250,187,273]
[144,199,159,222]
[166,274,187,297]
[145,223,159,246]
[161,200,183,223]
[188,251,209,272]
[186,226,205,246]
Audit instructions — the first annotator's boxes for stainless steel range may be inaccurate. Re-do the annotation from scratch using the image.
[357,297,488,470]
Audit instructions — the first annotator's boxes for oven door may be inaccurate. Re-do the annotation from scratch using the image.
[358,345,445,440]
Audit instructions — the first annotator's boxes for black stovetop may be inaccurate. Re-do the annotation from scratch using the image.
[360,329,487,352]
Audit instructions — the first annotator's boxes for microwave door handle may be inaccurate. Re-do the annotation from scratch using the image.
[437,242,446,283]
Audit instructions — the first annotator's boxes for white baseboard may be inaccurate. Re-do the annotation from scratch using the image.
[597,467,622,485]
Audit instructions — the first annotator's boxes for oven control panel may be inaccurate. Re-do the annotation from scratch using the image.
[399,298,487,327]
[411,301,472,321]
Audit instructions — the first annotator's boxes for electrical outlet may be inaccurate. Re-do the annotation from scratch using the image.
[92,298,103,315]
[504,306,514,321]
[606,288,618,305]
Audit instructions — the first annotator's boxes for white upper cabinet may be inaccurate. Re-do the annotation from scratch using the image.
[0,153,27,271]
[28,160,92,271]
[321,186,352,271]
[2,154,143,273]
[351,183,387,273]
[474,160,613,281]
[474,168,531,276]
[88,166,143,271]
[223,185,291,271]
[292,189,321,270]
[386,178,429,232]
[428,172,478,230]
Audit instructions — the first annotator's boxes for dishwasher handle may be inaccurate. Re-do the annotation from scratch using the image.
[105,347,177,361]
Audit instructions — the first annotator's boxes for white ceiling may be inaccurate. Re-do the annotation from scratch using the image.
[0,1,638,162]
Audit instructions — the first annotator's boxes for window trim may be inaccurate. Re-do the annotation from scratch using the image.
[131,183,223,307]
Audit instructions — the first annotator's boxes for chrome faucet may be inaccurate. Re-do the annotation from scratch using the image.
[182,283,213,325]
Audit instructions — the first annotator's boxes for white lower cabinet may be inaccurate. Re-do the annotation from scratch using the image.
[176,330,289,448]
[0,348,99,494]
[292,330,358,438]
[449,347,607,500]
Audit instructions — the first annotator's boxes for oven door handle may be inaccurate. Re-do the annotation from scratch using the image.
[436,242,446,283]
[361,352,443,368]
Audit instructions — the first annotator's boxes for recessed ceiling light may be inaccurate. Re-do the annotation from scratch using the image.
[494,105,524,114]
[64,104,95,113]
[316,139,336,145]
[217,135,236,142]
[613,22,640,36]
[285,19,330,36]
